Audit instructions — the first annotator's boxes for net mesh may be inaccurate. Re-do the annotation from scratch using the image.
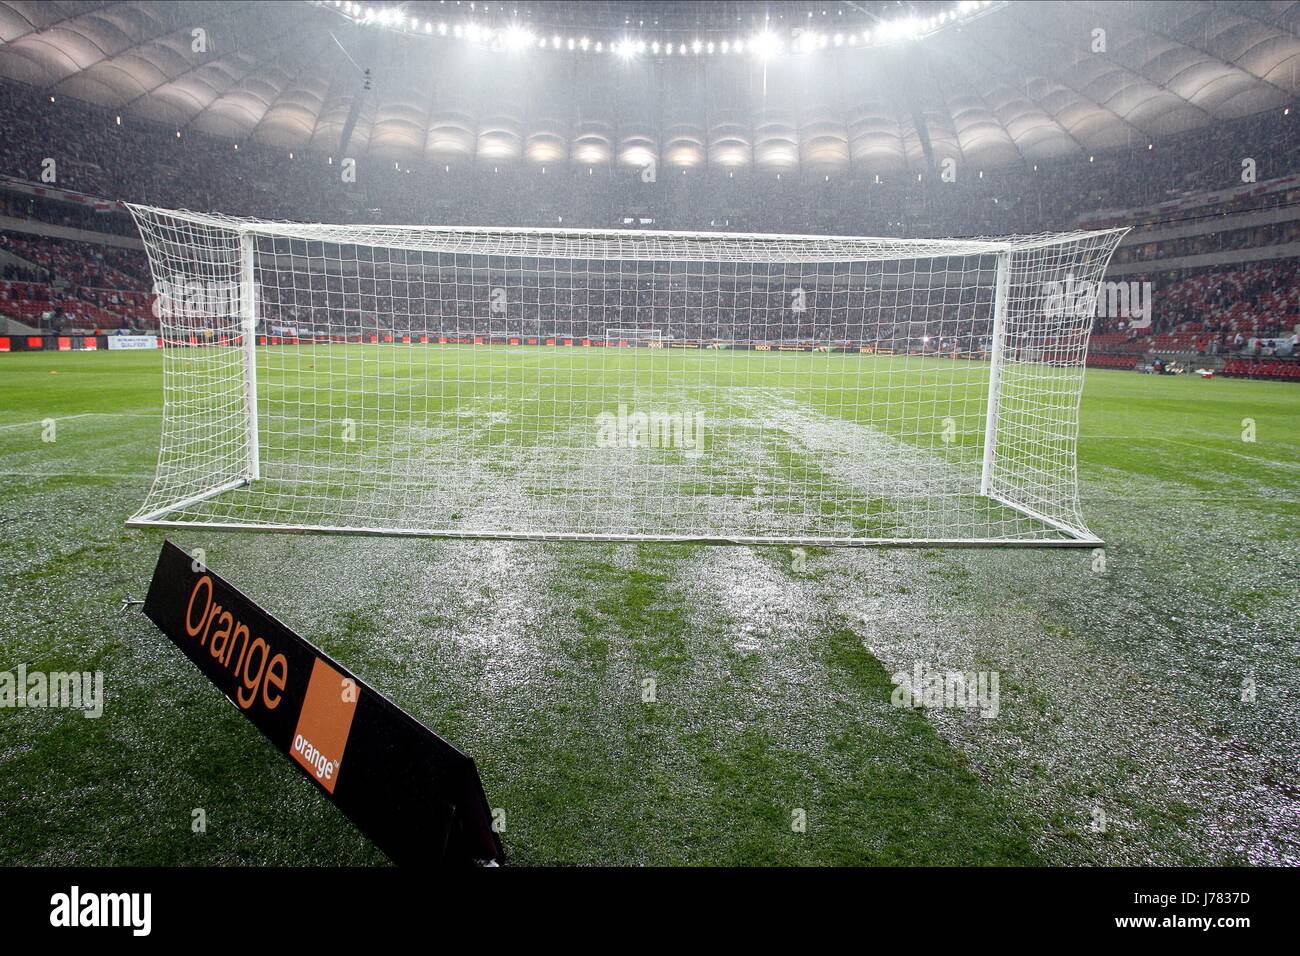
[126,205,1125,546]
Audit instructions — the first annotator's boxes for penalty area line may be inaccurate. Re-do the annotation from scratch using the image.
[0,470,152,479]
[1081,434,1298,468]
[0,412,161,431]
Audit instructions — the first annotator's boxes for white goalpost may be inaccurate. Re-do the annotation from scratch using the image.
[605,328,665,347]
[124,204,1126,547]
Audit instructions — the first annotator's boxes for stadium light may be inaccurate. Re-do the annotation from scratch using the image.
[322,0,1005,57]
[877,16,924,42]
[502,24,533,51]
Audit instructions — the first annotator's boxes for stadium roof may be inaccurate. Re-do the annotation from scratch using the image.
[0,0,1296,173]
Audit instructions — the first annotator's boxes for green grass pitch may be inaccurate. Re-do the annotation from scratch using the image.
[138,345,1073,542]
[1,348,1296,865]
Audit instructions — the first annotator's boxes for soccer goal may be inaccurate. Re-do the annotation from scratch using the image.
[605,328,665,347]
[124,204,1126,547]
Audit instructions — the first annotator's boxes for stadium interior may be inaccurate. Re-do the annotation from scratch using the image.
[0,0,1297,377]
[1,0,1298,874]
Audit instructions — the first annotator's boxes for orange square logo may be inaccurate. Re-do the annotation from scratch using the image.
[290,658,359,794]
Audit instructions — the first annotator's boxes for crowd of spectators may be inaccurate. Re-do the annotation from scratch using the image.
[1090,261,1299,359]
[0,231,152,332]
[1111,220,1300,267]
[1,77,1295,238]
[0,75,1296,375]
[251,263,994,352]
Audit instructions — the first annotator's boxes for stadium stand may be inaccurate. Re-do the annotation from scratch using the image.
[0,74,1296,375]
[1085,353,1140,371]
[0,231,152,331]
[1222,357,1300,381]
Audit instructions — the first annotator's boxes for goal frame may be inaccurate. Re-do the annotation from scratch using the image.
[604,328,665,346]
[124,206,1124,548]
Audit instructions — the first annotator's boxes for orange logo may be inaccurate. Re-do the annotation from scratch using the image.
[290,659,359,794]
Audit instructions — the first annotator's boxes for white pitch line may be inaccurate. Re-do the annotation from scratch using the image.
[0,471,151,479]
[1082,434,1299,468]
[0,412,160,431]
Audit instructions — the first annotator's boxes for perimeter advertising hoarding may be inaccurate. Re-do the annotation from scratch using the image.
[142,540,503,865]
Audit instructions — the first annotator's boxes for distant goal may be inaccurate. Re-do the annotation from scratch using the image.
[125,205,1126,547]
[605,328,665,347]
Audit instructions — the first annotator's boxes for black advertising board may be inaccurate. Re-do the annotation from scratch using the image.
[142,540,503,866]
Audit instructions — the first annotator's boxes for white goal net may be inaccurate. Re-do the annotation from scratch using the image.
[125,205,1126,546]
[605,328,665,347]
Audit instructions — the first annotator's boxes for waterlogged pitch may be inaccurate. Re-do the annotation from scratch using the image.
[1,349,1297,865]
[132,344,1085,544]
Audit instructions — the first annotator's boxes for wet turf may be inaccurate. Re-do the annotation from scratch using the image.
[0,350,1296,864]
